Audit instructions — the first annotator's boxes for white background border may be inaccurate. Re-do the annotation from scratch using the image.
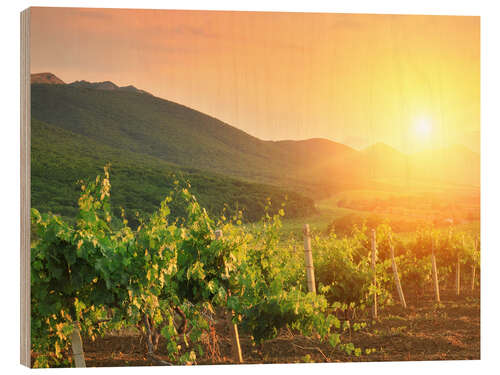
[1,1,498,374]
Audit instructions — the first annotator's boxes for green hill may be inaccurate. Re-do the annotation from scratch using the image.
[30,77,479,224]
[31,83,362,197]
[31,118,316,225]
[31,84,289,182]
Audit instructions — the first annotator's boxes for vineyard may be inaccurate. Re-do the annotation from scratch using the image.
[30,168,480,367]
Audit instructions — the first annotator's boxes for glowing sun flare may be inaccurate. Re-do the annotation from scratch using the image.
[414,118,433,139]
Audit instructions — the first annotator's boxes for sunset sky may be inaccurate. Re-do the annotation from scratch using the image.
[30,7,480,153]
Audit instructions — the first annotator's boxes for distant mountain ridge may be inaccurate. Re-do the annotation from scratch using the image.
[69,80,152,95]
[31,72,65,85]
[30,72,152,95]
[30,73,480,199]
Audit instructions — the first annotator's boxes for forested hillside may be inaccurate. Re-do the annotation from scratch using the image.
[31,117,315,224]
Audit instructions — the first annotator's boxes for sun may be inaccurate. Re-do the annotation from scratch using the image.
[414,117,433,139]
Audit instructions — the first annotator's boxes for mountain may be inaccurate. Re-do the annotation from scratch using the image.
[362,142,404,159]
[344,142,480,187]
[70,80,119,90]
[274,138,357,165]
[69,80,152,95]
[31,72,65,85]
[31,117,316,224]
[358,143,410,180]
[30,74,480,222]
[31,81,358,197]
[30,73,153,95]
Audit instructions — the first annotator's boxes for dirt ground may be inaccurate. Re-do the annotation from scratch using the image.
[82,289,480,367]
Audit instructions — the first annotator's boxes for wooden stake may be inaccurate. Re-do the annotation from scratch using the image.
[471,265,476,292]
[431,239,440,303]
[371,229,378,320]
[226,308,243,363]
[215,230,243,363]
[456,236,463,296]
[303,224,316,294]
[471,237,478,292]
[71,321,86,368]
[389,236,406,309]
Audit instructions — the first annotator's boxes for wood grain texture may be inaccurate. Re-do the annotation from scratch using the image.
[303,224,316,294]
[215,229,243,363]
[20,7,31,368]
[390,238,406,309]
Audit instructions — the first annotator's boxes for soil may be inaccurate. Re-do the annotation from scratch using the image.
[81,289,480,367]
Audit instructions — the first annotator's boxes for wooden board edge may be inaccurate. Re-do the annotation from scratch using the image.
[20,7,31,368]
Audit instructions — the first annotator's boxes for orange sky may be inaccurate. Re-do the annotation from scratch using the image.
[30,7,479,152]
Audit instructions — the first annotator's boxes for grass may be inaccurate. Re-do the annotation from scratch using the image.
[277,187,480,240]
[280,206,359,237]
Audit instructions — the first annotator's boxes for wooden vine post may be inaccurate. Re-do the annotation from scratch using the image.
[471,263,476,292]
[431,238,440,303]
[303,224,316,294]
[71,321,86,368]
[215,230,243,363]
[371,229,378,320]
[389,235,406,309]
[471,236,478,292]
[456,236,462,296]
